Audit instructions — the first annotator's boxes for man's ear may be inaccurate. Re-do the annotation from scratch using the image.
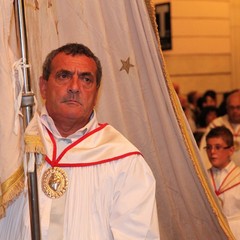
[39,76,47,99]
[229,146,235,156]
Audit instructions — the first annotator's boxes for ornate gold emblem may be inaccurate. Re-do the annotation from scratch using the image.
[42,167,68,198]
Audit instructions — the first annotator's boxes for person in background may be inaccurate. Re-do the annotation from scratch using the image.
[193,106,218,146]
[187,90,201,128]
[205,126,240,239]
[201,90,217,108]
[173,83,197,132]
[197,90,217,115]
[218,89,239,117]
[173,82,187,111]
[198,106,218,128]
[0,43,160,239]
[200,90,240,169]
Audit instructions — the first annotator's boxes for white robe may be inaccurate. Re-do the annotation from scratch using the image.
[208,161,240,239]
[0,110,160,240]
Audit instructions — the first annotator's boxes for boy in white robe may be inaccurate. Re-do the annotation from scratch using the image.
[205,126,240,239]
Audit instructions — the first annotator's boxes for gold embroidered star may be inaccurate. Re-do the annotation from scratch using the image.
[120,57,134,74]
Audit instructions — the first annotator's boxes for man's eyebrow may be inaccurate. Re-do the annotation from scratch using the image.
[57,69,73,74]
[55,69,73,76]
[77,72,94,77]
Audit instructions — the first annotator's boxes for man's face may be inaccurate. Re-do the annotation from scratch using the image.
[40,52,98,128]
[227,94,240,124]
[206,137,234,169]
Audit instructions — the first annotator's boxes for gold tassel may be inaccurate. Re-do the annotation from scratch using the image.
[24,135,46,154]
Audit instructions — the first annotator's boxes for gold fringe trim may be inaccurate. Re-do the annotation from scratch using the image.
[0,165,24,219]
[24,134,46,154]
[145,0,159,42]
[146,1,235,239]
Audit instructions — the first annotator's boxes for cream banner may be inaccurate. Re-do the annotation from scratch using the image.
[0,0,24,218]
[0,0,234,239]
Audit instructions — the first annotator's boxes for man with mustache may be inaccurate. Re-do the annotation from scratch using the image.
[0,43,160,239]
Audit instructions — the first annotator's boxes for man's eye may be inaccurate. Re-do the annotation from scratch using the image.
[56,72,71,80]
[60,73,68,78]
[83,77,91,82]
[79,74,94,86]
[60,73,69,79]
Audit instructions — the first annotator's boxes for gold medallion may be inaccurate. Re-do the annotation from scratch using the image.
[42,167,68,199]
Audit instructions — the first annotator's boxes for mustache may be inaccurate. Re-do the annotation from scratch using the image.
[61,93,81,104]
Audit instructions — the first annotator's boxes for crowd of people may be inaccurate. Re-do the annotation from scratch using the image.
[175,84,240,239]
[173,83,239,147]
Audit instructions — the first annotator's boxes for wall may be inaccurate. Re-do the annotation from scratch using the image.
[153,0,240,102]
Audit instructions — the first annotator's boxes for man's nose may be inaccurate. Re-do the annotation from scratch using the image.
[67,76,80,93]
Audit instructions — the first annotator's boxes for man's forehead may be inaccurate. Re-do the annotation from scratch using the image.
[53,52,90,62]
[51,53,96,71]
[227,93,240,104]
[227,101,240,106]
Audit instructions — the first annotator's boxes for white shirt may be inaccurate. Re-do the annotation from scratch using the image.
[208,161,240,239]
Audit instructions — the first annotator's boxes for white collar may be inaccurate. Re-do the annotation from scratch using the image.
[212,161,235,175]
[40,106,97,142]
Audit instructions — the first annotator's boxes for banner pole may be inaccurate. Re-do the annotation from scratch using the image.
[15,0,41,239]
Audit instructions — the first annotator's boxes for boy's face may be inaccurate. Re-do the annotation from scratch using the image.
[206,137,234,169]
